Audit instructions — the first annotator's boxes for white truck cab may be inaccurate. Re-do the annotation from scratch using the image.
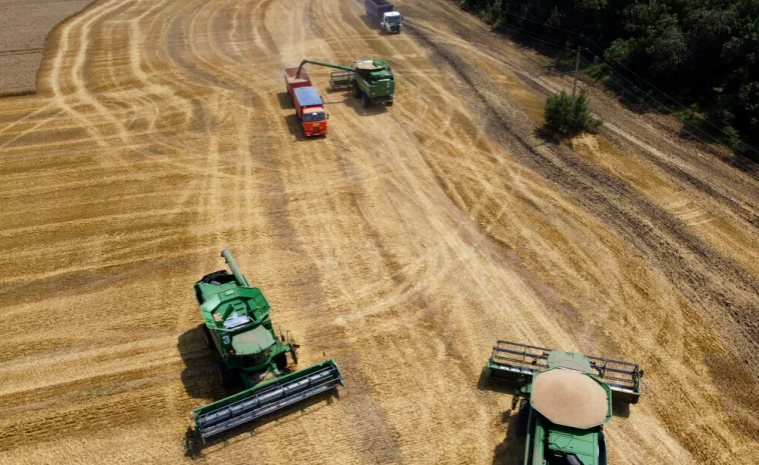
[381,11,403,34]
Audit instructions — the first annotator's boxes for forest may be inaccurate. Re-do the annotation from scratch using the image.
[460,0,759,157]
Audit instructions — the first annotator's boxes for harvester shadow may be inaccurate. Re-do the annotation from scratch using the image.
[178,325,227,402]
[612,399,630,418]
[342,93,389,117]
[476,367,518,395]
[476,368,524,465]
[492,409,525,465]
[183,389,340,459]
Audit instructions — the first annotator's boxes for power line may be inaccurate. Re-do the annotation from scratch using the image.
[500,11,579,35]
[483,15,756,154]
[580,34,757,153]
[499,23,570,50]
[578,55,749,153]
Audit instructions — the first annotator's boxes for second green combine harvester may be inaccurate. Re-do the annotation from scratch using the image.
[191,250,343,442]
[486,341,644,465]
[296,59,395,107]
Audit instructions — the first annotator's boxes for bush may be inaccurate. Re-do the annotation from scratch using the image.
[544,88,602,135]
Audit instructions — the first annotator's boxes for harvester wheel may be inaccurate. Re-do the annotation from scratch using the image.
[216,359,236,390]
[202,325,214,349]
[361,94,369,108]
[386,101,394,107]
[274,353,288,371]
[352,82,361,98]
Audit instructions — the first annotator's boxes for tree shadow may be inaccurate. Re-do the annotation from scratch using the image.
[533,127,560,146]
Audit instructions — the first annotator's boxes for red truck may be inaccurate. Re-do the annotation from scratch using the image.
[283,67,328,137]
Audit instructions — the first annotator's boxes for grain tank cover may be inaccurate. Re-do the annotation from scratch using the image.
[232,325,276,355]
[293,86,323,108]
[547,350,592,372]
[531,369,612,429]
[356,59,385,70]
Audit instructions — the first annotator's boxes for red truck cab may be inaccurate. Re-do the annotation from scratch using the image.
[284,67,328,137]
[293,87,327,137]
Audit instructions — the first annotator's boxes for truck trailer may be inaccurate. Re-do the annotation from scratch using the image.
[283,67,328,137]
[365,0,402,34]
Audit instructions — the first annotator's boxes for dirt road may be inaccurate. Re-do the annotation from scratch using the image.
[0,0,95,95]
[1,0,758,464]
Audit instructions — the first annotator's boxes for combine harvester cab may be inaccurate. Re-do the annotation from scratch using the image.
[486,341,643,465]
[192,249,343,442]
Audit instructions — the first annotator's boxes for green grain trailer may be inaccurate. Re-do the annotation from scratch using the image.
[191,249,343,441]
[486,341,644,465]
[295,59,395,107]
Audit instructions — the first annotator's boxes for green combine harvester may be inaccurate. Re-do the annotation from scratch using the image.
[485,341,644,465]
[296,59,395,107]
[191,249,343,442]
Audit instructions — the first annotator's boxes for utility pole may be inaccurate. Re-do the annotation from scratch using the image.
[571,46,582,112]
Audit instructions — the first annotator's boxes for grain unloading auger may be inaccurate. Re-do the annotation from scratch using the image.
[191,250,343,442]
[486,341,644,465]
[295,59,395,107]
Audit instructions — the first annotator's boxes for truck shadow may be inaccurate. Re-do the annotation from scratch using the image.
[359,14,380,32]
[178,325,227,401]
[276,91,292,110]
[183,388,341,459]
[284,114,326,141]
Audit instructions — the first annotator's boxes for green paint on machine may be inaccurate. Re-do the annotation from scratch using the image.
[296,59,396,107]
[191,249,343,442]
[486,341,644,465]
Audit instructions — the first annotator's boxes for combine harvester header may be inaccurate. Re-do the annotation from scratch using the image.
[486,340,644,465]
[487,341,643,402]
[191,250,343,442]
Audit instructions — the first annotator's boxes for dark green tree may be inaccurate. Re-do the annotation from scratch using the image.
[544,88,602,135]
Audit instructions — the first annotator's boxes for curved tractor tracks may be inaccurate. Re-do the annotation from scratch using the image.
[0,0,758,464]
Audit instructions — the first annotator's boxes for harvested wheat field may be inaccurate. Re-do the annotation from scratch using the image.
[1,0,759,464]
